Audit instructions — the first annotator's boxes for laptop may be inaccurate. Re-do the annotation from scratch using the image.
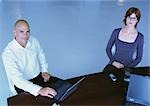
[126,74,150,106]
[52,77,85,102]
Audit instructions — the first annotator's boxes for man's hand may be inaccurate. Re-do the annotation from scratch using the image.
[112,61,124,69]
[38,87,57,98]
[42,72,51,82]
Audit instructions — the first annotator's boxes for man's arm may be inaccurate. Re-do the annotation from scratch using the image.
[35,38,48,73]
[2,51,57,98]
[2,51,42,96]
[35,38,51,82]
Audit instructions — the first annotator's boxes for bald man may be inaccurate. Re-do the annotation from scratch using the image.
[2,19,57,98]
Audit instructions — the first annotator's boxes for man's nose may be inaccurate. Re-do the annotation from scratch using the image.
[24,32,29,37]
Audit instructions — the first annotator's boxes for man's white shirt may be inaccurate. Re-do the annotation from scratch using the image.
[2,36,48,96]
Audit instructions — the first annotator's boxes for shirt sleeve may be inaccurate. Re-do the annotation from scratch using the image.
[127,33,144,67]
[2,50,42,96]
[35,38,48,72]
[106,29,117,64]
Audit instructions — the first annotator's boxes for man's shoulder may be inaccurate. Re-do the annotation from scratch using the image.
[2,40,14,53]
[2,42,14,59]
[29,36,39,44]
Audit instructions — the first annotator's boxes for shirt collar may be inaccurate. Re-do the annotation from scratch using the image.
[12,38,31,49]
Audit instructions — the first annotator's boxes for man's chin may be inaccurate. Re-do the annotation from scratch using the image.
[24,40,28,44]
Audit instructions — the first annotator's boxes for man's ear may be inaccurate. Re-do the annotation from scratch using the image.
[13,30,16,36]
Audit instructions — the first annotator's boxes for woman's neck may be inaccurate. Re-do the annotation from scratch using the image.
[124,26,136,33]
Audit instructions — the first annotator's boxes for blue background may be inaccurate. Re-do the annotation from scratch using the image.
[0,0,150,105]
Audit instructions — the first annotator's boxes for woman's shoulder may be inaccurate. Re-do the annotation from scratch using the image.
[135,31,144,44]
[137,31,144,40]
[111,28,121,36]
[111,28,121,33]
[114,28,121,31]
[138,31,144,37]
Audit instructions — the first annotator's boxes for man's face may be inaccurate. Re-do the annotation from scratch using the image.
[14,22,30,47]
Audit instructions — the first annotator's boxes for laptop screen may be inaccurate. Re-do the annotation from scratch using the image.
[126,74,150,105]
[53,77,85,102]
[59,77,85,101]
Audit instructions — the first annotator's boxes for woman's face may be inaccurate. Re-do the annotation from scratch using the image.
[126,13,138,27]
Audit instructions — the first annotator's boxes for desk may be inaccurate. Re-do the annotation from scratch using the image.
[131,66,150,76]
[8,72,126,106]
[62,73,125,105]
[8,67,150,105]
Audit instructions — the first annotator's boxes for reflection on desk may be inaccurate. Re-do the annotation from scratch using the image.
[63,73,126,105]
[8,92,55,105]
[8,72,126,106]
[8,67,150,105]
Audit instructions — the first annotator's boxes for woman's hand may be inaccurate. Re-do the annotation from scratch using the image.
[112,61,124,69]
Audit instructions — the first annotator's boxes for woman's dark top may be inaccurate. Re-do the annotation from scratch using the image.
[106,28,144,67]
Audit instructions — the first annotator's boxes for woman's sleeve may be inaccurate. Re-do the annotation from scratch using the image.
[106,29,117,64]
[128,34,144,67]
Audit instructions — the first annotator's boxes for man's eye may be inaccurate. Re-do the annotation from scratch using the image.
[20,31,24,33]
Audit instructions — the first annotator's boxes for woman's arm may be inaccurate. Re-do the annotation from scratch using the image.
[127,33,144,67]
[106,29,118,64]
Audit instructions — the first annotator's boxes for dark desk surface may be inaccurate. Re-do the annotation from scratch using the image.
[8,92,55,105]
[131,66,150,76]
[62,73,125,105]
[8,67,149,105]
[8,72,126,106]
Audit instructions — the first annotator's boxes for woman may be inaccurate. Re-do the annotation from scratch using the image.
[104,7,144,83]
